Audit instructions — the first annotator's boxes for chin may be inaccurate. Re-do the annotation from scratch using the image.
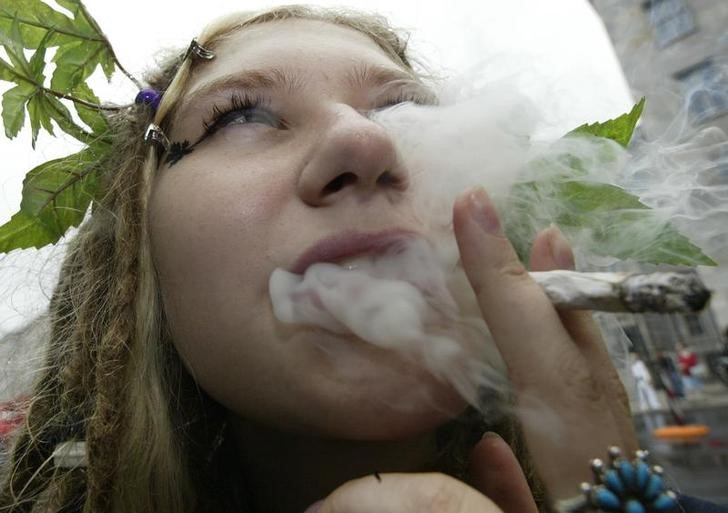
[294,357,470,440]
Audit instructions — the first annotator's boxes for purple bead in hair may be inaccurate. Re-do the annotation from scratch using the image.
[135,88,162,110]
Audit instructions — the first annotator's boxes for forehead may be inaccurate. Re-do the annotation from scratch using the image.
[186,18,407,95]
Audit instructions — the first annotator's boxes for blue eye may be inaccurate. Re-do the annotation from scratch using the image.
[202,93,285,137]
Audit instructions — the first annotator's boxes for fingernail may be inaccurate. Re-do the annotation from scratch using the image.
[468,187,502,235]
[303,499,324,513]
[548,225,575,270]
[481,431,502,440]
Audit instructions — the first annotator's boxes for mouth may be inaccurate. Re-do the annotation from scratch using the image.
[290,229,420,275]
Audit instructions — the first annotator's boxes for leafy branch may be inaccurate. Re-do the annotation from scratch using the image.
[0,0,139,252]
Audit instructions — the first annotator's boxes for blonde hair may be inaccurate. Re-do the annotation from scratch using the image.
[0,6,546,513]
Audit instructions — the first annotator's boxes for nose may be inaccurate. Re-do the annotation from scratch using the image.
[297,106,408,206]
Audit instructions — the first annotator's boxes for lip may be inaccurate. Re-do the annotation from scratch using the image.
[290,229,419,274]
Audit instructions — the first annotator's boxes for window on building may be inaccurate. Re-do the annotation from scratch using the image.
[684,313,704,336]
[675,59,728,125]
[642,0,696,48]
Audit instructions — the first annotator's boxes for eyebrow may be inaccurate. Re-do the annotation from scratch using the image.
[176,63,427,119]
[345,62,421,89]
[176,67,303,117]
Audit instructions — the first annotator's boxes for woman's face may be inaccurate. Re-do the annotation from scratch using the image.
[150,19,466,440]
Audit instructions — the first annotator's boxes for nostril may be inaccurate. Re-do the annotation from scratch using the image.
[323,172,357,194]
[376,170,400,187]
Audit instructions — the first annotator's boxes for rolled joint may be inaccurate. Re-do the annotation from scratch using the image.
[530,270,711,313]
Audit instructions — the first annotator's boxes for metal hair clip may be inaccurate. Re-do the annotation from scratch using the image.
[144,123,170,152]
[554,447,678,513]
[185,38,215,61]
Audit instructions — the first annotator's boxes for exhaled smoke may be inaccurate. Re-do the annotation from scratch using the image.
[270,237,506,410]
[622,119,728,266]
[269,80,725,418]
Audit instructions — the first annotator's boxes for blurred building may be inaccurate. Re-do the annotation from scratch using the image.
[591,0,728,135]
[590,0,728,356]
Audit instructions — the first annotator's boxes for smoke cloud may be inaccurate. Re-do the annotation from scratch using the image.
[269,78,726,420]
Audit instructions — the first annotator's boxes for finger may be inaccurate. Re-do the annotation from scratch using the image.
[529,225,597,343]
[469,433,539,513]
[318,473,503,513]
[452,187,572,384]
[529,226,637,450]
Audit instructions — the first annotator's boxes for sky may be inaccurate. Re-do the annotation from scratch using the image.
[0,0,634,336]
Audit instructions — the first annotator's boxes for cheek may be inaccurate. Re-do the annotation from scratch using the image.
[149,149,294,282]
[147,159,290,373]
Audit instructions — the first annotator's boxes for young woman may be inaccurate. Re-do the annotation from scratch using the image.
[0,5,716,513]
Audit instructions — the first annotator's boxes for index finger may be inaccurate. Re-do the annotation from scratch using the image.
[452,187,573,386]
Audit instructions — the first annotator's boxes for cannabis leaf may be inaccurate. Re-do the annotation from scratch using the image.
[504,98,716,267]
[0,144,102,252]
[569,97,645,147]
[0,0,123,146]
[0,0,130,252]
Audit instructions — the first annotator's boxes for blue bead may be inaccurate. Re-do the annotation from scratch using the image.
[635,461,650,491]
[605,469,625,496]
[625,499,646,513]
[134,89,162,110]
[594,488,621,511]
[618,460,636,489]
[653,493,678,512]
[644,474,665,500]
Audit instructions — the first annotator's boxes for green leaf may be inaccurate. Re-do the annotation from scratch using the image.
[42,93,105,146]
[69,82,108,134]
[503,100,716,267]
[1,83,35,138]
[27,91,54,147]
[28,28,55,81]
[0,210,58,252]
[51,40,107,92]
[0,56,15,82]
[0,17,33,79]
[568,97,645,147]
[49,0,116,84]
[0,145,102,251]
[0,0,118,148]
[0,0,81,48]
[503,180,716,267]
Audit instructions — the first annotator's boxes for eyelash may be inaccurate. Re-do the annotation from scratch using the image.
[374,89,436,110]
[202,92,282,137]
[200,87,435,138]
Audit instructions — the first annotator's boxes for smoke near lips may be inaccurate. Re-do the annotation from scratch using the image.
[269,238,506,410]
[269,80,727,417]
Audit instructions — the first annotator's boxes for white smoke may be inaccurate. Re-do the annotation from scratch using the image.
[269,77,726,418]
[270,238,505,409]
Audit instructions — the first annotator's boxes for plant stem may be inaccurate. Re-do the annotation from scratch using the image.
[44,86,129,111]
[78,2,143,90]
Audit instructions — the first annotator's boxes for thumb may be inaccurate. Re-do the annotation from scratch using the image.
[469,432,539,513]
[314,473,504,513]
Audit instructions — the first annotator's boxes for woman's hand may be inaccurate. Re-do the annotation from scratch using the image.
[452,187,638,499]
[307,433,538,513]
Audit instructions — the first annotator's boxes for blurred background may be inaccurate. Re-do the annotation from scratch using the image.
[1,0,727,504]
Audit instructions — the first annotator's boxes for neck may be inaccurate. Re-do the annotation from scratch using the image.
[230,417,439,513]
